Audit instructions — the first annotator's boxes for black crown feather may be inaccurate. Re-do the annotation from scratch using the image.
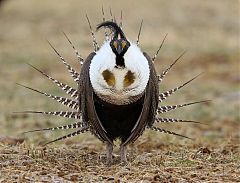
[96,21,125,39]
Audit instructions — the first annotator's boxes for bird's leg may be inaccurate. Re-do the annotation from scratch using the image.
[106,142,113,165]
[120,144,128,165]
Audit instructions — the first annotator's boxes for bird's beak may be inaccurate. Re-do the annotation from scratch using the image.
[116,45,123,55]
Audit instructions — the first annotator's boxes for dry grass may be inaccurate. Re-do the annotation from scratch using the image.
[0,134,239,182]
[0,0,239,182]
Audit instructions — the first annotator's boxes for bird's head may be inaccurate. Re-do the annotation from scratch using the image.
[97,21,130,67]
[110,37,130,57]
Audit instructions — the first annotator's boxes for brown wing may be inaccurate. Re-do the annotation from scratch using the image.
[144,52,159,127]
[123,52,159,145]
[78,52,113,144]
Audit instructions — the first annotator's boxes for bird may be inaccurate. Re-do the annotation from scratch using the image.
[17,10,208,165]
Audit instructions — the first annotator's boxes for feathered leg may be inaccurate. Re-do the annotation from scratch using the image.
[120,144,128,165]
[106,142,113,165]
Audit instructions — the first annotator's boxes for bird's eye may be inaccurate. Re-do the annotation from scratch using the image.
[122,41,126,48]
[113,41,117,49]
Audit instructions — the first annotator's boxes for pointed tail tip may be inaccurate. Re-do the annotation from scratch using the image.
[191,121,209,125]
[22,129,47,134]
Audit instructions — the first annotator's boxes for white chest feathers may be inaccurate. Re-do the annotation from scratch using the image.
[89,41,150,105]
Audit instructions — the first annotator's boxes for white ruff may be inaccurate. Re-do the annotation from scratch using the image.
[89,41,150,105]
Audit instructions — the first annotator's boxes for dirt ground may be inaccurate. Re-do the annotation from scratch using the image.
[0,0,239,182]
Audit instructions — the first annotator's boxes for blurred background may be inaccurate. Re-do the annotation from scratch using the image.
[0,0,239,143]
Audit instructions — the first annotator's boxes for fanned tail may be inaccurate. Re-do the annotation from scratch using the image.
[20,15,207,144]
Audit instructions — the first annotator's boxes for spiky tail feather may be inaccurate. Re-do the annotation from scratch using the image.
[62,32,84,65]
[155,117,203,124]
[158,73,202,103]
[101,6,109,41]
[157,100,210,114]
[150,126,193,140]
[15,111,81,119]
[47,41,80,83]
[43,127,88,146]
[158,51,186,83]
[136,20,143,46]
[86,14,99,51]
[23,122,84,134]
[109,7,114,22]
[27,63,78,99]
[16,83,78,110]
[119,10,123,28]
[152,33,168,62]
